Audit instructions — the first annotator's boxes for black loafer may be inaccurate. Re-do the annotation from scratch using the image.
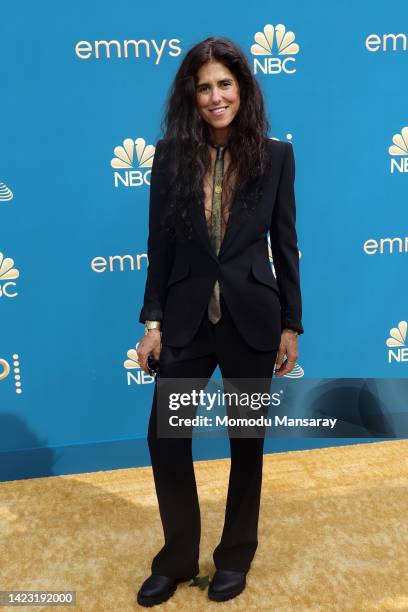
[136,573,196,607]
[208,569,247,602]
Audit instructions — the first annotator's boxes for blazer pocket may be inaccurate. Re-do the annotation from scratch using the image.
[166,259,190,288]
[250,260,280,294]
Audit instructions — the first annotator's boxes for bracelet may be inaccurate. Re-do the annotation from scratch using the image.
[144,320,161,335]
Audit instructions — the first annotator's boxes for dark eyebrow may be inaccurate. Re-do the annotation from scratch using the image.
[196,78,233,87]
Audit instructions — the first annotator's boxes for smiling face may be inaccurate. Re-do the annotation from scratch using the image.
[195,60,240,145]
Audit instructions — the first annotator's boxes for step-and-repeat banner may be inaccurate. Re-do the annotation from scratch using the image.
[1,1,407,480]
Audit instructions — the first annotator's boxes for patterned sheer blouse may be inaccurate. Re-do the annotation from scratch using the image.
[202,144,237,244]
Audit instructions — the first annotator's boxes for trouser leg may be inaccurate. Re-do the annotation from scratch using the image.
[147,345,217,578]
[212,295,278,572]
[212,435,267,571]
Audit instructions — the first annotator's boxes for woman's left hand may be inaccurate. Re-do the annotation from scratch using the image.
[274,329,299,377]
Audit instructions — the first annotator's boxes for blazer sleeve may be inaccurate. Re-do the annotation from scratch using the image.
[269,141,304,335]
[139,138,176,324]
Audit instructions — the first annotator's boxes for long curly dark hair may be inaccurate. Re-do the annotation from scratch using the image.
[158,36,271,242]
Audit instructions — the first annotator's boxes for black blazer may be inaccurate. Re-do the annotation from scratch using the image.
[139,137,304,351]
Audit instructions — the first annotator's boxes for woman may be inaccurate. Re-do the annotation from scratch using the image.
[136,36,304,606]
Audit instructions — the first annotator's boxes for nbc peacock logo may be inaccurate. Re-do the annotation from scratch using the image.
[0,252,19,298]
[110,137,155,188]
[0,354,23,394]
[275,362,305,378]
[389,127,408,174]
[386,320,407,363]
[123,342,155,385]
[251,24,300,75]
[0,182,13,202]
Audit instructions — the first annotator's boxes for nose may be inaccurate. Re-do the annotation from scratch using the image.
[210,87,222,105]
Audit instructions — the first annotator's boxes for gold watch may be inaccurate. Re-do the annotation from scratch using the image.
[144,320,161,335]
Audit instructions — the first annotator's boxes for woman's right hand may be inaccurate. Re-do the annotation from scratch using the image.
[136,330,162,375]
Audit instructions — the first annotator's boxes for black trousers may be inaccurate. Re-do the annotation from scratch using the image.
[147,294,278,578]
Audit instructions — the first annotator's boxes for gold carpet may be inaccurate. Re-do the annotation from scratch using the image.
[1,440,407,611]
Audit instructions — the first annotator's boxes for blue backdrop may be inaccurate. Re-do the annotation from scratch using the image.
[1,0,407,481]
